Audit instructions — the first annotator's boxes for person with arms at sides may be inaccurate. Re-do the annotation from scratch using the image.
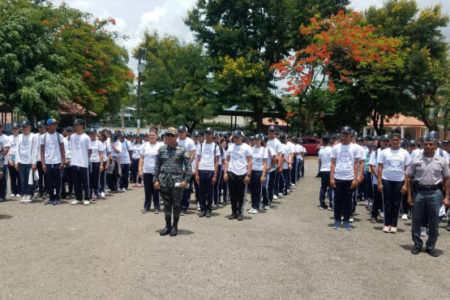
[195,128,220,218]
[153,127,191,237]
[267,126,282,202]
[97,131,108,199]
[107,134,122,194]
[212,132,225,209]
[61,127,74,200]
[35,121,47,199]
[0,123,10,202]
[369,135,389,222]
[218,140,229,206]
[318,135,333,210]
[248,134,268,214]
[330,126,361,230]
[40,118,65,205]
[69,119,92,205]
[139,128,161,214]
[87,128,104,201]
[8,123,21,199]
[223,130,252,221]
[176,126,196,214]
[118,133,132,192]
[262,137,277,210]
[377,133,411,233]
[15,120,38,203]
[131,134,143,188]
[406,134,449,256]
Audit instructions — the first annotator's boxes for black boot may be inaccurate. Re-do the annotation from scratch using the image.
[170,217,179,236]
[160,216,172,236]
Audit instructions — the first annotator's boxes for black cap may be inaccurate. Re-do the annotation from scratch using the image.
[428,131,439,139]
[409,140,417,146]
[268,126,277,132]
[341,126,352,134]
[380,134,390,141]
[233,130,244,137]
[192,130,201,137]
[255,133,264,140]
[12,123,20,129]
[111,134,118,142]
[204,127,214,134]
[21,120,31,127]
[351,130,358,137]
[423,133,437,142]
[357,137,363,142]
[37,121,45,128]
[86,128,97,134]
[364,136,372,141]
[74,119,85,126]
[178,125,187,132]
[373,135,380,140]
[65,126,74,133]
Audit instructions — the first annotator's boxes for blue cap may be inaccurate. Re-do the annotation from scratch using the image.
[47,118,57,125]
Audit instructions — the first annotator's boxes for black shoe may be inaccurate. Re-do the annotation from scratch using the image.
[425,248,438,257]
[180,209,187,216]
[170,217,179,237]
[160,216,172,236]
[205,210,211,218]
[228,214,237,220]
[411,246,421,255]
[370,217,377,223]
[237,214,244,221]
[199,210,206,217]
[447,225,450,232]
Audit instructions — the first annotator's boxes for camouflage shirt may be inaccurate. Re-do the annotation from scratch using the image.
[153,143,191,187]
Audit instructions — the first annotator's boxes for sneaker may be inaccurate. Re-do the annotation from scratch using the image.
[263,205,270,210]
[425,248,438,257]
[154,209,159,214]
[100,192,106,199]
[70,200,82,205]
[93,194,98,200]
[411,246,421,255]
[349,218,354,223]
[21,196,28,203]
[319,206,325,210]
[273,195,278,200]
[278,193,283,197]
[122,188,127,192]
[401,214,408,220]
[333,221,340,229]
[83,200,90,205]
[52,200,61,205]
[252,209,258,214]
[180,209,187,216]
[44,199,53,205]
[390,227,397,233]
[205,210,212,218]
[197,203,201,211]
[420,227,427,237]
[138,184,143,188]
[141,209,150,213]
[15,194,21,198]
[199,210,206,217]
[383,226,390,233]
[343,221,351,231]
[370,217,377,223]
[327,207,333,211]
[132,184,137,188]
[237,214,244,221]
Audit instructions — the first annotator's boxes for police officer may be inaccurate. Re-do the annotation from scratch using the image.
[405,134,450,256]
[153,127,192,237]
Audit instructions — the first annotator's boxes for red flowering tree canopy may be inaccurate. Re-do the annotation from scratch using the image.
[272,10,402,96]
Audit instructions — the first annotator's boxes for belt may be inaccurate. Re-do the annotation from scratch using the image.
[417,184,441,191]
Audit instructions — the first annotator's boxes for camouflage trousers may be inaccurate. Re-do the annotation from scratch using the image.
[160,187,184,218]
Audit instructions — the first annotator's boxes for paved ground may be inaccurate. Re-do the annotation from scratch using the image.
[0,158,449,299]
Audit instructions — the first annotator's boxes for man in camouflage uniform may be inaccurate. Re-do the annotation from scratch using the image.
[153,127,192,237]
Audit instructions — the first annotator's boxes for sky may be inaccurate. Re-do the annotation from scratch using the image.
[52,0,450,72]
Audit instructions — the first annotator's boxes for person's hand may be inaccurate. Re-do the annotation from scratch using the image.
[277,166,283,173]
[288,163,293,170]
[100,165,104,172]
[401,184,407,194]
[0,173,3,180]
[212,175,217,185]
[330,178,336,189]
[443,197,449,207]
[138,171,143,178]
[195,174,200,184]
[408,195,414,207]
[179,181,187,189]
[59,163,64,170]
[105,163,110,171]
[223,173,228,182]
[153,181,160,190]
[244,175,250,185]
[358,176,364,185]
[8,160,13,167]
[378,184,383,193]
[42,164,47,173]
[260,175,265,183]
[15,164,19,171]
[351,180,358,189]
[31,164,36,171]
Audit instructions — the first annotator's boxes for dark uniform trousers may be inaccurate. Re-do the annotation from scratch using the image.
[228,172,246,216]
[160,186,184,219]
[334,179,353,222]
[45,164,62,201]
[8,164,20,195]
[249,171,262,209]
[198,170,214,211]
[0,165,7,199]
[267,170,276,202]
[319,171,333,208]
[143,173,160,210]
[412,189,443,249]
[36,161,46,196]
[71,166,90,201]
[89,162,100,196]
[371,184,383,218]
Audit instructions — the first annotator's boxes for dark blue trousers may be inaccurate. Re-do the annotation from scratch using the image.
[72,166,90,201]
[198,170,214,211]
[319,171,333,208]
[382,179,403,227]
[249,171,262,209]
[89,162,100,196]
[143,173,160,210]
[8,165,20,195]
[45,164,62,201]
[18,164,33,196]
[334,179,353,222]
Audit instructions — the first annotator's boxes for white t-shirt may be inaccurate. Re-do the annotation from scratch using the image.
[132,143,143,160]
[120,140,131,164]
[227,143,252,176]
[197,142,220,171]
[318,146,332,172]
[296,144,305,160]
[369,149,382,185]
[69,133,90,168]
[89,139,102,163]
[63,136,71,160]
[16,133,37,164]
[331,143,361,180]
[41,132,64,165]
[9,135,19,157]
[0,134,10,164]
[283,143,295,170]
[267,138,282,154]
[177,137,196,170]
[251,146,268,171]
[378,148,411,182]
[266,145,276,172]
[141,142,161,174]
[110,141,122,158]
[36,133,45,161]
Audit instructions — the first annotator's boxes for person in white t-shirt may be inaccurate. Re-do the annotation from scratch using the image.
[0,123,10,201]
[61,126,74,200]
[368,135,390,222]
[377,133,411,233]
[267,126,282,202]
[15,120,38,203]
[248,134,268,214]
[35,121,47,199]
[130,134,143,188]
[318,136,333,210]
[97,131,108,198]
[139,128,161,213]
[177,125,196,214]
[119,133,132,192]
[40,118,65,205]
[87,129,104,200]
[195,127,220,218]
[223,130,252,221]
[8,123,21,198]
[69,119,92,205]
[330,126,361,230]
[213,132,226,208]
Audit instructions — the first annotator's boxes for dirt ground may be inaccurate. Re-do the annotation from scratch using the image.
[0,158,449,299]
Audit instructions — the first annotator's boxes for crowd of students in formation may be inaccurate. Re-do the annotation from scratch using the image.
[317,127,450,255]
[0,120,310,218]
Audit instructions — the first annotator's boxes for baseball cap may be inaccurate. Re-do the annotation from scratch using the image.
[12,123,20,129]
[74,119,84,126]
[423,133,437,142]
[341,126,352,133]
[47,118,57,126]
[192,130,201,137]
[268,126,277,132]
[380,134,390,141]
[204,127,214,134]
[233,130,244,137]
[166,127,177,136]
[255,133,264,140]
[21,120,31,127]
[177,125,187,133]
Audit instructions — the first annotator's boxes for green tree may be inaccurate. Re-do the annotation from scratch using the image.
[185,0,349,130]
[135,32,215,130]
